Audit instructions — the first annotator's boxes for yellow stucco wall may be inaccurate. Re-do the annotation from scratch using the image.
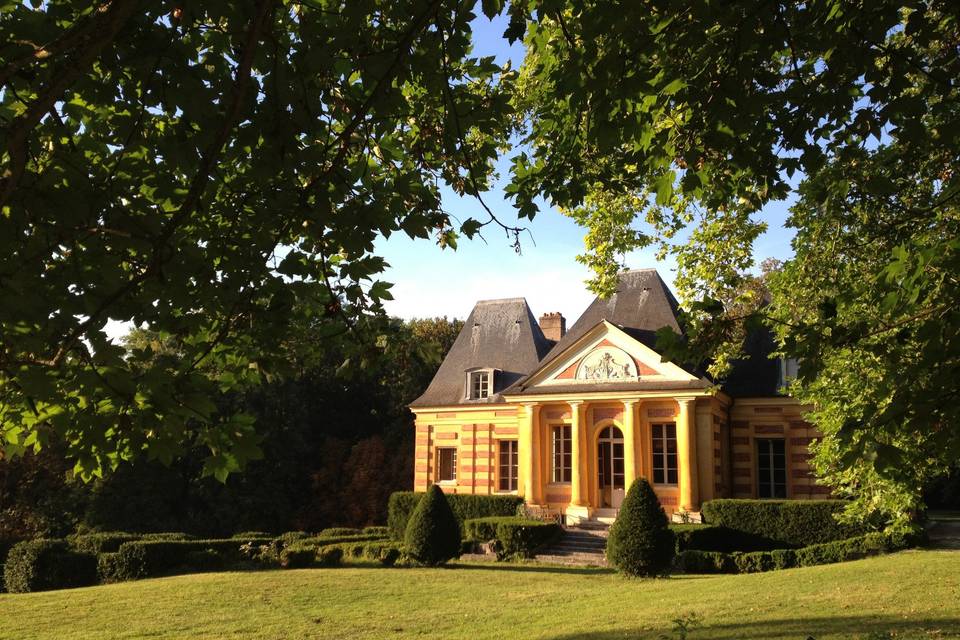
[412,394,821,514]
[729,398,826,499]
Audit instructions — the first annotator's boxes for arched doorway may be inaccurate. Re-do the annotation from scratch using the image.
[597,425,625,509]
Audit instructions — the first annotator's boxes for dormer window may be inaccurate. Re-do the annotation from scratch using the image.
[465,368,495,400]
[779,357,800,389]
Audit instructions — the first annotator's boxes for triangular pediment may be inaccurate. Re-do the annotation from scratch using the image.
[521,321,698,388]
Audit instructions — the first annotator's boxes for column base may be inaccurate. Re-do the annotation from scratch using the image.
[564,504,591,526]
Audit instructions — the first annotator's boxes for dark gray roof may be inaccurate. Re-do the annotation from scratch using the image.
[541,269,682,362]
[720,326,784,398]
[409,298,553,407]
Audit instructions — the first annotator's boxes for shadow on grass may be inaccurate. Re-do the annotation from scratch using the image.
[448,562,614,576]
[545,615,960,639]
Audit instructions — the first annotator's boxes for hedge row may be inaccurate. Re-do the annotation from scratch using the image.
[669,524,786,553]
[463,516,562,559]
[280,539,403,568]
[674,532,907,574]
[700,499,864,548]
[3,528,396,593]
[3,540,98,593]
[100,537,275,582]
[387,492,523,540]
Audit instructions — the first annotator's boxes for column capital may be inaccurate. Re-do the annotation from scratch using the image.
[568,400,583,408]
[675,396,698,407]
[622,398,637,408]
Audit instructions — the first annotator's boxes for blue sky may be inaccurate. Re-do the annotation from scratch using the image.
[376,12,798,325]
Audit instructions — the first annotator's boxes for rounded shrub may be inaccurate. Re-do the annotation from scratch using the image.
[606,478,675,577]
[403,484,461,566]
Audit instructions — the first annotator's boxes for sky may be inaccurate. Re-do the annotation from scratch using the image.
[375,12,798,326]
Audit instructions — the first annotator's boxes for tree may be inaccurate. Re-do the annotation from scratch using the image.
[605,479,674,577]
[403,484,461,565]
[510,1,959,529]
[0,1,516,479]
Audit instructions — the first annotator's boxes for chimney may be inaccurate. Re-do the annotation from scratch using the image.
[539,312,566,342]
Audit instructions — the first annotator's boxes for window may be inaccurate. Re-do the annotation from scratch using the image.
[436,447,457,483]
[498,440,518,492]
[757,439,787,498]
[465,369,493,399]
[778,357,800,389]
[652,423,678,485]
[551,425,572,482]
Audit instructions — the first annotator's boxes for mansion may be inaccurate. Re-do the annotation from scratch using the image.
[409,269,822,523]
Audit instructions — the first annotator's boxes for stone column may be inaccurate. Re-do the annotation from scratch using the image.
[569,401,585,506]
[622,399,637,489]
[676,397,700,511]
[519,403,539,503]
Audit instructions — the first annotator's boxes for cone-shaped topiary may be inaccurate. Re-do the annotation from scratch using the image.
[403,484,462,566]
[606,478,675,576]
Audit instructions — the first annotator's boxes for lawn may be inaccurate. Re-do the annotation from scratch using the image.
[1,550,958,639]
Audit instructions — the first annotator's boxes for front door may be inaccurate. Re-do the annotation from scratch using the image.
[597,426,625,508]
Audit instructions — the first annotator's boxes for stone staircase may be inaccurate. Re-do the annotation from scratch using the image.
[535,521,609,566]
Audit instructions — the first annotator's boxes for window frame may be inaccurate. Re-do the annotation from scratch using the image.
[464,367,496,400]
[550,424,572,484]
[756,438,788,499]
[497,439,519,493]
[651,422,679,486]
[435,447,458,484]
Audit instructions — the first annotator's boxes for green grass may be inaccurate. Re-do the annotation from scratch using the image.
[1,550,959,639]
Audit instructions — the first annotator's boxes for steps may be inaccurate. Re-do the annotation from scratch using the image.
[535,522,609,566]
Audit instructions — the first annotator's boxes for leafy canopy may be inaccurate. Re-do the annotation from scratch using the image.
[0,1,516,479]
[511,0,959,528]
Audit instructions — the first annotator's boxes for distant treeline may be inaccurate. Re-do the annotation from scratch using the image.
[0,317,461,541]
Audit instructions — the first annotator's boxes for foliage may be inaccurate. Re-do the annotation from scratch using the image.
[0,0,516,480]
[700,499,865,548]
[109,537,272,581]
[317,527,362,538]
[463,516,560,559]
[3,539,97,593]
[673,549,734,575]
[388,491,523,540]
[67,531,140,555]
[676,531,909,575]
[403,485,461,566]
[668,524,768,554]
[605,479,675,577]
[0,316,457,538]
[279,542,315,570]
[511,0,960,531]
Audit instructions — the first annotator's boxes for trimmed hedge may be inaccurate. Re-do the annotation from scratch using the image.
[280,539,402,568]
[68,532,141,554]
[669,524,781,553]
[674,549,734,574]
[232,531,274,539]
[675,532,906,574]
[606,479,675,577]
[362,526,390,537]
[700,499,863,548]
[3,540,98,593]
[388,491,523,540]
[318,527,362,537]
[463,516,561,559]
[404,485,461,566]
[109,537,273,581]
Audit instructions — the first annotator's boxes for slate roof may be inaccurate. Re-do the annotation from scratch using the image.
[719,325,783,397]
[409,298,553,407]
[538,269,683,362]
[410,269,779,408]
